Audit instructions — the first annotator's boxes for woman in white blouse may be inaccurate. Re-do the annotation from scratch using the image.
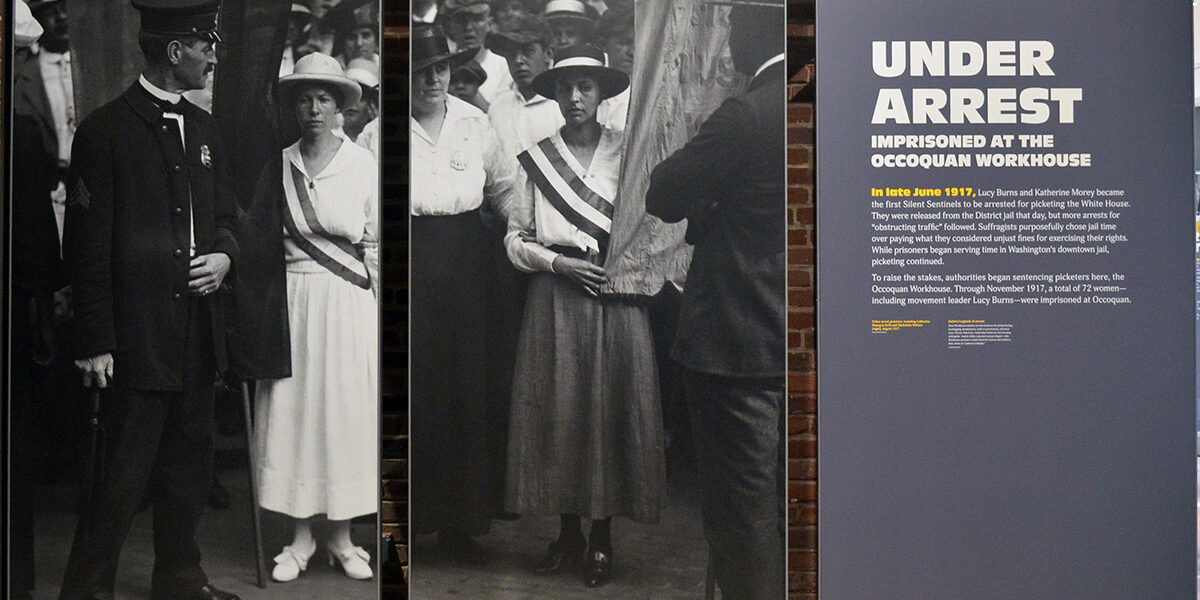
[250,52,379,584]
[409,24,517,561]
[504,45,665,588]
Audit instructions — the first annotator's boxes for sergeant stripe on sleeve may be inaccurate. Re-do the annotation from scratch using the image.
[70,179,91,209]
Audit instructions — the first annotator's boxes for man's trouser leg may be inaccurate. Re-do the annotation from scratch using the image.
[150,298,215,597]
[686,370,786,600]
[58,298,214,600]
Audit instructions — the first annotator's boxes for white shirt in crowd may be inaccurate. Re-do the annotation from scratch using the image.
[487,87,564,159]
[410,95,515,218]
[39,48,76,240]
[597,86,629,133]
[356,116,380,163]
[474,48,515,105]
[38,48,75,166]
[413,3,437,23]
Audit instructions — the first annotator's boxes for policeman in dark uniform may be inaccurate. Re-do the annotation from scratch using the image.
[57,2,239,599]
[645,1,786,598]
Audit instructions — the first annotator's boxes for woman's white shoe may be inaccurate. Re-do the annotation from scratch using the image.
[271,541,316,582]
[327,543,373,580]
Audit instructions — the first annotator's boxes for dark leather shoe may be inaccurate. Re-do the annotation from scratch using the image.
[179,584,241,600]
[533,536,585,575]
[583,546,613,587]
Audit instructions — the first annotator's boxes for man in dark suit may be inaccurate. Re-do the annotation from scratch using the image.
[645,1,786,598]
[57,2,239,599]
[11,7,63,600]
[15,0,76,243]
[14,0,73,165]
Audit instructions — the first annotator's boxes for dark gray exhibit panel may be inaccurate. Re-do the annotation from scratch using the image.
[816,2,1195,598]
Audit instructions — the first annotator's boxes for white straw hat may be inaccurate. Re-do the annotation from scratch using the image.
[14,1,45,48]
[344,57,380,90]
[278,52,362,107]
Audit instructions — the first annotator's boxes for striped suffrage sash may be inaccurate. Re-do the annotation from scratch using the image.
[282,163,372,289]
[517,137,615,259]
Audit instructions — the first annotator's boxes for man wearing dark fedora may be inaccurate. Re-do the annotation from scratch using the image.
[57,1,239,599]
[645,1,787,598]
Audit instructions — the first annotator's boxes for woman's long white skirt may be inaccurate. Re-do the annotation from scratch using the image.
[254,263,378,521]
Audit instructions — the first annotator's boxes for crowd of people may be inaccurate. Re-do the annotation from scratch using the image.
[10,1,381,599]
[8,0,788,598]
[410,0,788,597]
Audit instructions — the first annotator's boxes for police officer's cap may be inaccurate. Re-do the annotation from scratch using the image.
[131,0,222,43]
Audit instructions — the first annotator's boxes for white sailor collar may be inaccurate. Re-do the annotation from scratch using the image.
[285,136,366,181]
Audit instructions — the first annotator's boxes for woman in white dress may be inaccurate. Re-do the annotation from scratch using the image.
[250,52,379,583]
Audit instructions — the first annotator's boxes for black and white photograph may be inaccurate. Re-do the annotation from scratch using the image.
[407,0,786,598]
[6,1,382,598]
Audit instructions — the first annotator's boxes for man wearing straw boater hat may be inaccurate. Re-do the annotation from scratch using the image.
[645,0,786,598]
[542,0,596,50]
[57,1,240,599]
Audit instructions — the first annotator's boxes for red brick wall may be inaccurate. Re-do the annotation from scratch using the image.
[786,77,817,600]
[787,5,817,598]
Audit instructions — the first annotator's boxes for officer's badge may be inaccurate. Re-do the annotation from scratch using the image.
[69,179,91,209]
[200,144,212,168]
[449,150,469,171]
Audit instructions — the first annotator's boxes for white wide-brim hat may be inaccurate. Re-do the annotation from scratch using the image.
[278,52,362,107]
[14,1,45,48]
[345,57,380,90]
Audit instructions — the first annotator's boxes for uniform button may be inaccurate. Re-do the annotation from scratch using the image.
[173,292,182,300]
[161,125,170,132]
[174,248,183,257]
[174,164,183,172]
[173,207,184,215]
